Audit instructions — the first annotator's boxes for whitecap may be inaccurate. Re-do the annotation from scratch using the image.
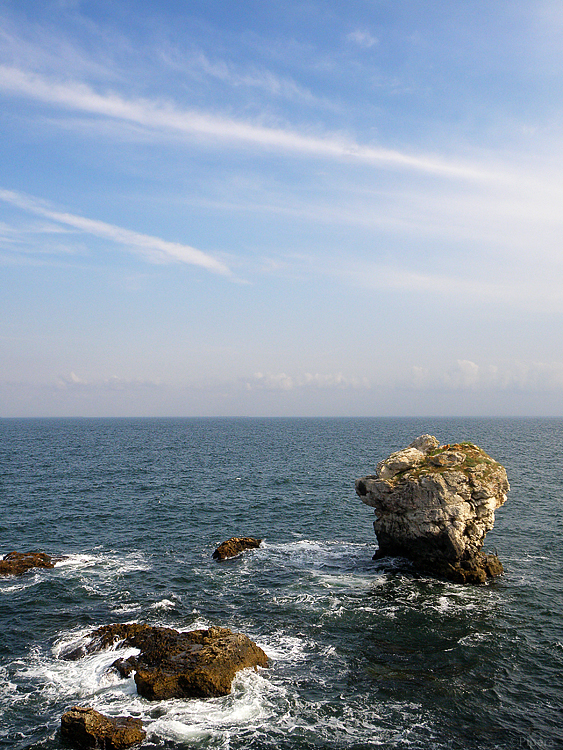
[0,580,34,595]
[458,632,492,647]
[254,632,308,663]
[436,596,450,612]
[55,551,150,576]
[111,603,142,616]
[313,572,380,591]
[149,598,177,611]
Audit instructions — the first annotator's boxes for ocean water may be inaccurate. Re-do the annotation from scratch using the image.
[0,417,562,750]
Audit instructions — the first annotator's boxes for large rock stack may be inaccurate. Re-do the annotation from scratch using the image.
[356,435,509,583]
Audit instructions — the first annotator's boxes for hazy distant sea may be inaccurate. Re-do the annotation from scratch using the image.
[1,417,562,750]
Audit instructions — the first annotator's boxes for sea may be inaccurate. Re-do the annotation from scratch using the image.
[0,417,562,750]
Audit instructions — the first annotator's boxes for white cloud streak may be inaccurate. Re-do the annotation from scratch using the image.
[346,29,378,48]
[0,189,231,275]
[0,65,493,180]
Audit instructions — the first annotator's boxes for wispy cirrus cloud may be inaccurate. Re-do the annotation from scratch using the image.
[0,65,493,180]
[346,29,378,48]
[163,49,332,108]
[0,189,232,276]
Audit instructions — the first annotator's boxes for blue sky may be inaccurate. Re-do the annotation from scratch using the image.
[1,0,563,417]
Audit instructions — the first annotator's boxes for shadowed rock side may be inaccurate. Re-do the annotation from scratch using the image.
[60,706,145,749]
[0,551,56,576]
[62,623,268,700]
[356,435,509,584]
[212,537,262,560]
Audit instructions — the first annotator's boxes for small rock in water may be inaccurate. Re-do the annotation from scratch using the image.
[60,706,145,749]
[62,623,269,700]
[356,435,509,584]
[0,551,56,576]
[212,536,262,560]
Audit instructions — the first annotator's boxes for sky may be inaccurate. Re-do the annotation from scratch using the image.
[1,0,563,417]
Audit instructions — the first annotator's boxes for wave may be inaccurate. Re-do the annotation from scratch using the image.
[9,625,281,747]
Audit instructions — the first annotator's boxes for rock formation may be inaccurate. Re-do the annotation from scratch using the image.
[212,537,262,560]
[62,623,268,700]
[356,435,509,583]
[0,551,56,576]
[60,706,145,749]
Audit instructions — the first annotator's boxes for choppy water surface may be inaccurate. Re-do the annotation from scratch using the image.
[0,417,562,750]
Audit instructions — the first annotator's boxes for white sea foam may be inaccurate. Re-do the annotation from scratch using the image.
[6,613,433,750]
[0,551,152,600]
[53,553,98,570]
[141,668,281,744]
[314,572,380,590]
[260,539,371,567]
[111,604,142,617]
[254,632,309,663]
[51,627,96,659]
[0,579,34,594]
[0,666,16,702]
[55,551,150,577]
[149,598,177,611]
[436,596,450,612]
[14,645,141,705]
[17,628,284,746]
[180,616,214,632]
[458,632,493,647]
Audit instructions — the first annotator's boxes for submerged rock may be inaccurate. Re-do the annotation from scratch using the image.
[60,706,145,749]
[0,551,56,576]
[62,623,268,700]
[212,537,262,560]
[356,435,509,583]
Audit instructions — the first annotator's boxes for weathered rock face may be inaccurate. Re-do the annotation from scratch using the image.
[212,537,262,560]
[0,551,56,576]
[60,706,145,749]
[62,623,268,700]
[356,435,509,583]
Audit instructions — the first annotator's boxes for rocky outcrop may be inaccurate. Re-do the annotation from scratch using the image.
[60,706,145,749]
[356,435,509,584]
[212,537,262,560]
[62,623,268,700]
[0,551,56,576]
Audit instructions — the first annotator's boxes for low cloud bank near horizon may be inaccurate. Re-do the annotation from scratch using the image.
[3,358,563,418]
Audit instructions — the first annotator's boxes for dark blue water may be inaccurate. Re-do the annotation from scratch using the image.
[0,418,562,750]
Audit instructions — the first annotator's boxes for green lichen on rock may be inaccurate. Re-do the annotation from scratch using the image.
[395,442,503,483]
